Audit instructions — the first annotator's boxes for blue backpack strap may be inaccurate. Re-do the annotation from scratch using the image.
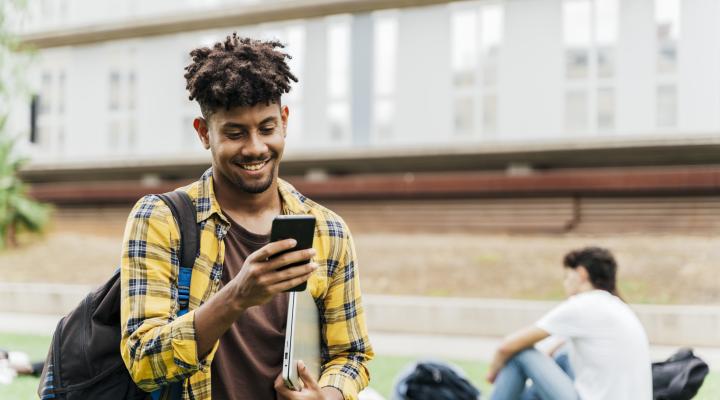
[154,191,199,400]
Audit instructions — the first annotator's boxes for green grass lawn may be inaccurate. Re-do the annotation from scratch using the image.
[1,333,717,399]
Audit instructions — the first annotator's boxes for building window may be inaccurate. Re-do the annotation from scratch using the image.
[373,12,398,141]
[30,95,39,144]
[35,70,66,153]
[657,85,676,127]
[563,0,591,80]
[563,0,618,133]
[656,0,680,74]
[595,0,618,79]
[565,90,588,131]
[480,4,503,89]
[454,95,474,134]
[597,87,614,130]
[58,72,66,114]
[39,72,52,114]
[326,16,351,143]
[109,71,120,111]
[483,93,498,133]
[450,2,503,137]
[655,0,680,129]
[451,8,476,136]
[128,72,136,111]
[108,120,121,150]
[480,4,502,134]
[108,68,138,153]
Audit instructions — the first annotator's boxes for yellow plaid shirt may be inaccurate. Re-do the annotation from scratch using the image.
[120,168,373,400]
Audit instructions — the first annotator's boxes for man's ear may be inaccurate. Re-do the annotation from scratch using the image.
[194,117,210,149]
[280,105,289,137]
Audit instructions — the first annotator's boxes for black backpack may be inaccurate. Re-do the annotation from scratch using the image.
[38,191,199,400]
[652,348,709,400]
[392,361,481,400]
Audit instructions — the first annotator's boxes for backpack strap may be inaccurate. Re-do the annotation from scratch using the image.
[156,191,199,313]
[154,191,199,400]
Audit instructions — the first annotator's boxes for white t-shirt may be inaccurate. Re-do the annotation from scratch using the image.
[536,290,652,400]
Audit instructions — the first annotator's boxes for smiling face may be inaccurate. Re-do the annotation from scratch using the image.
[195,102,289,194]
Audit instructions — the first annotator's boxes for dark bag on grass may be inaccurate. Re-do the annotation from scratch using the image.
[37,191,199,400]
[652,348,709,400]
[392,360,481,400]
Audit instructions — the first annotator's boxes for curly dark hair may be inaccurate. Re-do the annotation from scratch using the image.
[184,33,298,118]
[563,246,620,297]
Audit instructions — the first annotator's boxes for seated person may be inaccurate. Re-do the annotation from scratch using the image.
[486,246,652,400]
[0,349,43,377]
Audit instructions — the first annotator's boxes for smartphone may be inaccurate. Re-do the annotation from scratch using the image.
[269,215,316,292]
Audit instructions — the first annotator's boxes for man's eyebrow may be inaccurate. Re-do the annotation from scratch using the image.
[221,122,247,130]
[259,116,278,125]
[220,117,277,129]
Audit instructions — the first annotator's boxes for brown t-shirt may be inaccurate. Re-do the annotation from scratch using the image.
[211,218,289,400]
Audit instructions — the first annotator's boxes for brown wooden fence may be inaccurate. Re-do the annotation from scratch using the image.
[50,194,720,236]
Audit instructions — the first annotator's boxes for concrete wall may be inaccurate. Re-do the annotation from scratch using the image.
[1,283,717,346]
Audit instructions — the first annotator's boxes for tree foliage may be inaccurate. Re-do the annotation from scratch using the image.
[0,1,50,249]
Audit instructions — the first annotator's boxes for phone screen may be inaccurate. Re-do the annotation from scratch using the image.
[269,215,316,292]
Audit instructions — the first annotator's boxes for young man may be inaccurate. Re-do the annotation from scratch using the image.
[120,34,373,400]
[487,247,652,400]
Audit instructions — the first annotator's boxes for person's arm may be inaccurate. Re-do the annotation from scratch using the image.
[486,326,550,383]
[120,196,203,391]
[120,195,317,391]
[317,225,373,399]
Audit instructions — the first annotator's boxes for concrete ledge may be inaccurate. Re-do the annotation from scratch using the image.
[0,282,91,315]
[364,295,720,347]
[1,284,717,347]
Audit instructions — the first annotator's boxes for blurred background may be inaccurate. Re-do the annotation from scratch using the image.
[1,0,719,398]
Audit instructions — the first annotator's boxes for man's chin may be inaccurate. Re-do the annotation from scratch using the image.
[234,176,274,194]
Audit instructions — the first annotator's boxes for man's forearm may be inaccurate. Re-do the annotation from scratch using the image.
[194,283,245,357]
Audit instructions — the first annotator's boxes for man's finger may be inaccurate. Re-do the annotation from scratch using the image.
[296,360,320,391]
[269,271,315,293]
[274,373,285,390]
[249,239,297,262]
[274,373,294,398]
[265,247,316,272]
[265,262,318,286]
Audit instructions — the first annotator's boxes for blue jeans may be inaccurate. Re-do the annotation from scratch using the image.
[490,348,579,400]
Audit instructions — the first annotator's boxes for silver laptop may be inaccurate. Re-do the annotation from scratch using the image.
[282,289,322,390]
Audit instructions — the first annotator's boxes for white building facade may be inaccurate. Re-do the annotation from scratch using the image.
[5,0,720,165]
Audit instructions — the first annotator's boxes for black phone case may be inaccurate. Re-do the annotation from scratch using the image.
[270,215,316,292]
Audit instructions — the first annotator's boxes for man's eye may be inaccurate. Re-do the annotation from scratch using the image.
[260,127,275,135]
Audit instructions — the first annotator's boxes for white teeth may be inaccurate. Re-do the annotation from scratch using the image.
[240,161,266,171]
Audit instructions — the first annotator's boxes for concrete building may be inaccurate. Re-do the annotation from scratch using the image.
[4,0,720,233]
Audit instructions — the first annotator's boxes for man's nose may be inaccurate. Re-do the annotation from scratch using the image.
[243,132,268,157]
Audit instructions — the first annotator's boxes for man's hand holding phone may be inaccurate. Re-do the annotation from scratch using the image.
[194,215,317,358]
[228,239,317,311]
